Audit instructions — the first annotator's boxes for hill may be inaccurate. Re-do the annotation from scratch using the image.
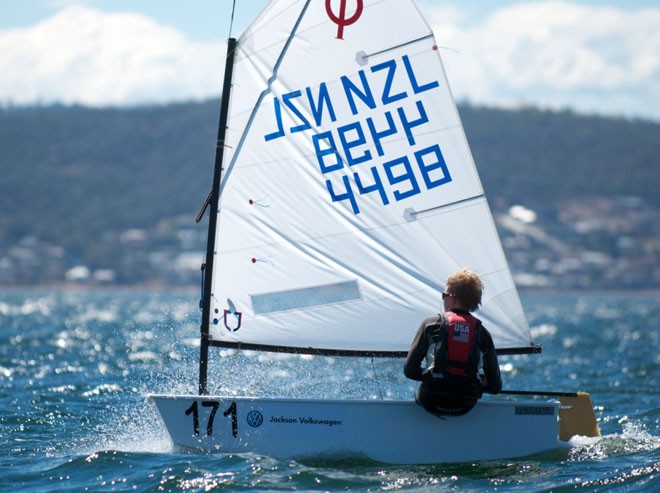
[1,101,658,287]
[461,105,659,211]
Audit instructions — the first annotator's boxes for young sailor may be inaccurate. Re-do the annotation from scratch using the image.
[404,268,502,416]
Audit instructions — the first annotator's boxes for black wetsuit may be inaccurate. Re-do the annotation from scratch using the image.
[404,309,502,416]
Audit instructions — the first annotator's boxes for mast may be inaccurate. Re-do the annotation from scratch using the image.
[199,37,237,395]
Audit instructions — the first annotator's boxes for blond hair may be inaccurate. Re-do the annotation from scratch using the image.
[445,268,483,312]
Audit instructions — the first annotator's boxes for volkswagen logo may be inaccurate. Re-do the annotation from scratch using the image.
[246,410,264,428]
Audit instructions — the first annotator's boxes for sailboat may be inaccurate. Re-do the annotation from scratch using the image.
[149,0,599,464]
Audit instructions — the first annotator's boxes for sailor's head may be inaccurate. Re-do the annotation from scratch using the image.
[443,268,483,312]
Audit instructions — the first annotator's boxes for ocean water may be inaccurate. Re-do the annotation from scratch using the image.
[0,289,658,492]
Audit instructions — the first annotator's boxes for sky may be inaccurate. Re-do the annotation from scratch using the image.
[0,0,658,121]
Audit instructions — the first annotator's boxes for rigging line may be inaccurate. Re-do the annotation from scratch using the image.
[359,34,434,62]
[371,355,385,400]
[228,0,238,38]
[407,193,485,220]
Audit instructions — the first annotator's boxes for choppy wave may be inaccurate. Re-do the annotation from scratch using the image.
[1,290,658,492]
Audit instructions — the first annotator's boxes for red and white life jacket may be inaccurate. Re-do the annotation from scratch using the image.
[433,311,481,378]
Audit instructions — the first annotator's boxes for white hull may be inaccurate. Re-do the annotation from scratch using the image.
[148,395,561,464]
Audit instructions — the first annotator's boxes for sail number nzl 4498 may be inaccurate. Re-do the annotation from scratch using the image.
[264,54,454,214]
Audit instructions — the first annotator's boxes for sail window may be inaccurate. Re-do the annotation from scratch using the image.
[251,280,361,314]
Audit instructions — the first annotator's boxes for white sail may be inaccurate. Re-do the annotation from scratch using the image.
[149,1,601,465]
[208,0,533,353]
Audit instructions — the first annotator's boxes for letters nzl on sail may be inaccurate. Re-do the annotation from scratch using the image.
[263,54,453,215]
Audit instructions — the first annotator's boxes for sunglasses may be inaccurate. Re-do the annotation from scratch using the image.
[442,292,453,300]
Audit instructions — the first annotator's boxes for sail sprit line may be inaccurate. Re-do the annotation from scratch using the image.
[404,194,486,221]
[356,34,435,65]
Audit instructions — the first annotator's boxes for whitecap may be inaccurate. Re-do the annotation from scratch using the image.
[530,323,558,338]
[568,421,660,461]
[82,384,122,397]
[77,305,119,324]
[127,351,160,363]
[50,384,77,393]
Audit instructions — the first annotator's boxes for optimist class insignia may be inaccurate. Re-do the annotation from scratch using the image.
[223,309,242,332]
[325,0,364,39]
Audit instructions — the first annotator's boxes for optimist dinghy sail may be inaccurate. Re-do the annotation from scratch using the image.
[209,0,534,357]
[149,0,599,464]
